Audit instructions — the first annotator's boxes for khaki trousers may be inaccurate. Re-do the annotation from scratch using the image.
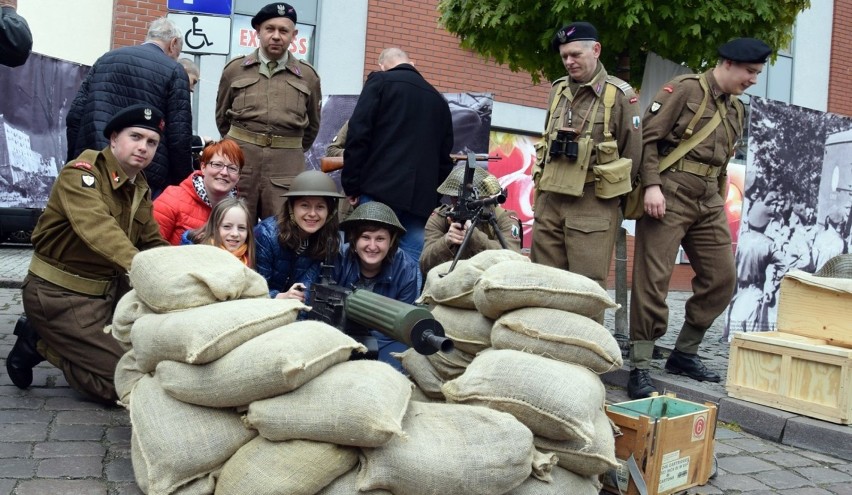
[22,274,127,404]
[629,171,735,353]
[235,141,306,224]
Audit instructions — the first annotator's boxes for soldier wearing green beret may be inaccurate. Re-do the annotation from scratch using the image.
[628,38,772,399]
[6,105,169,403]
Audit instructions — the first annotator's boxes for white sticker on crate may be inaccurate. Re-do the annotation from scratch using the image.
[658,451,690,493]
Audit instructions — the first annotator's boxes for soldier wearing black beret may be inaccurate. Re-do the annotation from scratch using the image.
[627,37,772,400]
[6,104,168,403]
[531,21,642,324]
[216,1,322,224]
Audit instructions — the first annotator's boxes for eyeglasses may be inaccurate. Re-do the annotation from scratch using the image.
[207,161,240,175]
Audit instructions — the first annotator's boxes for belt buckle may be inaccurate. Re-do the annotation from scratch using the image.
[264,134,273,147]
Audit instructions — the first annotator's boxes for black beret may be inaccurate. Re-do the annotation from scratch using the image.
[551,22,598,51]
[251,3,297,30]
[103,104,165,139]
[718,38,772,64]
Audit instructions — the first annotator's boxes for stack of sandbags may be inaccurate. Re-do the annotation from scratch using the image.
[403,254,625,493]
[116,246,555,495]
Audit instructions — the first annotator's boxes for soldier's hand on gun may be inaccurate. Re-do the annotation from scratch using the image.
[644,185,667,219]
[277,283,307,302]
[445,219,470,247]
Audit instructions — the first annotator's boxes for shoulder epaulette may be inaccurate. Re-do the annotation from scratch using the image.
[297,58,319,76]
[551,76,568,87]
[223,54,248,69]
[605,75,633,94]
[673,73,700,83]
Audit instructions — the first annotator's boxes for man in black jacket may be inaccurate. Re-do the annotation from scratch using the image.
[0,0,32,67]
[65,17,193,198]
[342,47,454,285]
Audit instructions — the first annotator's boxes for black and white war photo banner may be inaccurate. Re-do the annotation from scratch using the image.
[724,97,852,340]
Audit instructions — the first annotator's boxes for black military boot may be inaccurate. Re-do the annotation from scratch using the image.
[627,369,657,400]
[664,349,720,382]
[5,315,44,389]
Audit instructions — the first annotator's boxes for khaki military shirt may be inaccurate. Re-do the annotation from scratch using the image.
[30,148,167,279]
[215,50,321,151]
[535,62,642,181]
[325,120,348,158]
[640,69,744,187]
[420,204,521,275]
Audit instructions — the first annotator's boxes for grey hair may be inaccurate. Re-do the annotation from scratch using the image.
[146,18,181,43]
[378,47,409,66]
[178,58,199,78]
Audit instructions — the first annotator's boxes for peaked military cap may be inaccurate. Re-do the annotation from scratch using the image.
[717,38,772,64]
[252,2,297,29]
[103,104,165,139]
[551,22,598,51]
[437,165,503,197]
[340,201,406,235]
[747,202,771,230]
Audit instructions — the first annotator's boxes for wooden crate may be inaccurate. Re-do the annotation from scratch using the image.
[727,331,852,424]
[602,395,716,495]
[777,271,852,348]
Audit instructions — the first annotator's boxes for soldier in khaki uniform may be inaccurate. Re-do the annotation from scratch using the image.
[420,166,521,276]
[6,105,168,403]
[531,22,641,320]
[216,2,321,224]
[628,38,772,399]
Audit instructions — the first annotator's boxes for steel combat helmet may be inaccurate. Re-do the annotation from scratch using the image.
[282,170,344,198]
[340,201,406,235]
[437,165,503,197]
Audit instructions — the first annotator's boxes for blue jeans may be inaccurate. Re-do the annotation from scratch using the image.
[357,195,425,291]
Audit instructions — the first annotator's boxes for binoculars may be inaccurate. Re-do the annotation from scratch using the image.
[550,127,579,161]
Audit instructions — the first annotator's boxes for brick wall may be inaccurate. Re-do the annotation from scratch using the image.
[111,0,169,49]
[829,0,852,116]
[364,0,551,110]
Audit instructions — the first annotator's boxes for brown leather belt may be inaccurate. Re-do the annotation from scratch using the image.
[227,127,303,149]
[29,255,113,296]
[674,159,722,178]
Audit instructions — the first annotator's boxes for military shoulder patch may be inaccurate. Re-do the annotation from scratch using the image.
[629,96,638,104]
[663,85,674,93]
[71,162,92,171]
[81,174,96,188]
[650,101,662,114]
[633,116,641,129]
[510,224,520,239]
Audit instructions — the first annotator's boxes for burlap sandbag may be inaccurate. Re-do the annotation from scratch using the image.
[425,346,475,380]
[473,260,618,319]
[505,466,602,495]
[114,349,146,407]
[158,322,365,408]
[492,307,623,373]
[430,304,493,354]
[533,411,619,476]
[130,374,255,495]
[131,298,305,372]
[317,468,392,495]
[129,245,269,312]
[395,348,445,400]
[216,437,358,495]
[442,349,605,443]
[109,289,153,351]
[410,385,437,403]
[358,401,556,495]
[244,360,412,447]
[418,250,529,309]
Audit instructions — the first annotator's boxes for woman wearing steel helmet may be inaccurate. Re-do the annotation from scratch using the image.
[333,201,419,369]
[254,170,343,302]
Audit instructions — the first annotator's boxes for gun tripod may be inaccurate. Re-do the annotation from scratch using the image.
[443,206,509,275]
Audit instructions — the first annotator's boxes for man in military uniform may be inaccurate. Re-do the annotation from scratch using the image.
[420,166,521,276]
[628,38,772,399]
[6,105,169,404]
[216,2,321,223]
[530,22,641,320]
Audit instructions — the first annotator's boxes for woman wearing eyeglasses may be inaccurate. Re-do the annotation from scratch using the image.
[153,138,245,245]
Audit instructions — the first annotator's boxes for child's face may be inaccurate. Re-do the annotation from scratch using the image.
[219,207,249,253]
[291,196,329,234]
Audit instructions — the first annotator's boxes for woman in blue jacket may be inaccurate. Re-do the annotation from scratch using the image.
[254,170,343,302]
[333,201,419,368]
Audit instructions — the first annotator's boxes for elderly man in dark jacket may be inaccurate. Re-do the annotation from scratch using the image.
[65,17,193,198]
[342,47,454,287]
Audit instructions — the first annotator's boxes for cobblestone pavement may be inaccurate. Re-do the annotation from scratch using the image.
[0,245,850,494]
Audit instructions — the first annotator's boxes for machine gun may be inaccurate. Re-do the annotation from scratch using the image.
[307,258,454,359]
[442,152,511,275]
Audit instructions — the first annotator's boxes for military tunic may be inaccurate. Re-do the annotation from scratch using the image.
[216,50,322,223]
[630,69,743,352]
[325,120,348,158]
[22,147,167,403]
[530,63,641,293]
[420,204,521,276]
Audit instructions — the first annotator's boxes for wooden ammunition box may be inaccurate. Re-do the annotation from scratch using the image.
[777,271,852,348]
[602,395,716,495]
[727,331,852,424]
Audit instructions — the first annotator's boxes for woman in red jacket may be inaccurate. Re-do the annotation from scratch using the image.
[153,139,245,245]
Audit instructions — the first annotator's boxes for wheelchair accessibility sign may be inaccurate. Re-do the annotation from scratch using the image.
[168,13,231,55]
